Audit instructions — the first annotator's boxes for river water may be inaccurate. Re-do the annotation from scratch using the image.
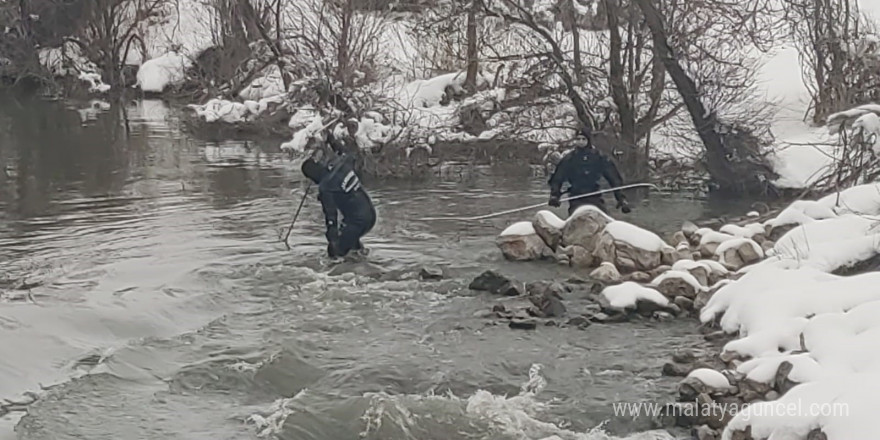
[0,97,747,440]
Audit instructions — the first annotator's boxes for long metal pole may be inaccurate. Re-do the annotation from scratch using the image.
[282,182,312,249]
[416,183,659,222]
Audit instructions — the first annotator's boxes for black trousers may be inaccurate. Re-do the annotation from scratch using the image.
[337,192,377,256]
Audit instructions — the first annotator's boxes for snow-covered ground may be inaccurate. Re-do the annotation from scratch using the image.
[691,182,880,438]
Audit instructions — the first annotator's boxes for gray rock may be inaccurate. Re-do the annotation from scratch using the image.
[561,206,611,250]
[469,270,510,291]
[564,244,595,268]
[718,238,763,270]
[674,296,695,312]
[649,264,673,279]
[695,425,720,440]
[673,350,697,364]
[419,266,444,280]
[764,390,780,401]
[497,226,553,261]
[623,271,652,283]
[469,271,522,296]
[526,281,567,317]
[775,361,798,394]
[654,311,675,321]
[590,262,621,284]
[509,319,538,330]
[533,210,564,250]
[682,221,699,240]
[497,280,524,296]
[807,428,827,440]
[566,315,592,329]
[662,362,692,377]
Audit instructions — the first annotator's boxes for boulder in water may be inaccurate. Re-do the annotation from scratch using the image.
[469,270,522,296]
[509,318,538,330]
[533,210,565,250]
[563,244,596,268]
[419,266,444,280]
[590,262,621,284]
[651,270,703,299]
[561,205,612,250]
[526,282,567,318]
[593,221,673,272]
[496,221,552,261]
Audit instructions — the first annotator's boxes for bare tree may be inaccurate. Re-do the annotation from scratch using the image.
[783,0,880,124]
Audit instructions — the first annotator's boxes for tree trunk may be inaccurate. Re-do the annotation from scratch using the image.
[336,0,353,87]
[632,0,742,192]
[570,0,583,84]
[464,0,479,92]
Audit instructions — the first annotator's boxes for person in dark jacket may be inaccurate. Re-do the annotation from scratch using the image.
[301,151,376,259]
[548,130,632,216]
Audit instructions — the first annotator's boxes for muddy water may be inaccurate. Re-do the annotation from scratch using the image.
[0,97,745,440]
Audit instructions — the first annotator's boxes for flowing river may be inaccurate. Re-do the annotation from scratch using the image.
[0,97,750,440]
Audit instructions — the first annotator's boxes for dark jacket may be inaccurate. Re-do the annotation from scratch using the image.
[548,146,626,204]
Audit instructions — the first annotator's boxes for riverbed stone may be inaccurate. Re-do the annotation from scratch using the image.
[695,425,720,440]
[717,239,763,270]
[674,296,695,312]
[590,262,621,284]
[673,349,697,364]
[526,281,567,317]
[508,319,538,330]
[649,265,672,279]
[670,231,688,247]
[497,222,553,261]
[663,362,693,377]
[566,315,592,329]
[594,229,664,273]
[533,210,565,250]
[561,205,611,250]
[564,245,596,268]
[469,271,523,296]
[623,271,652,283]
[419,266,444,280]
[775,361,798,394]
[682,221,699,241]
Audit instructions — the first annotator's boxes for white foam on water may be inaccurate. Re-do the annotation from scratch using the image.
[247,363,678,440]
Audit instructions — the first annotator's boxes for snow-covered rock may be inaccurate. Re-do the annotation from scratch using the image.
[496,222,551,261]
[651,270,704,300]
[593,221,674,272]
[715,238,764,270]
[698,231,736,258]
[136,51,191,93]
[601,282,669,312]
[533,210,565,250]
[671,260,711,287]
[560,205,612,250]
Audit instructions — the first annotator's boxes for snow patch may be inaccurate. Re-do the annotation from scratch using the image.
[601,282,669,310]
[686,368,734,391]
[536,210,565,229]
[501,221,537,237]
[604,221,670,252]
[136,51,191,93]
[650,270,705,293]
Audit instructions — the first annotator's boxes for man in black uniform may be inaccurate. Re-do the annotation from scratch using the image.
[301,150,376,259]
[548,129,632,216]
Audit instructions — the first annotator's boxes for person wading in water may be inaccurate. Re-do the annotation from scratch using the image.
[301,133,376,260]
[548,127,632,216]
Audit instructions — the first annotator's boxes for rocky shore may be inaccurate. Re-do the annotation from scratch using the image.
[479,183,880,439]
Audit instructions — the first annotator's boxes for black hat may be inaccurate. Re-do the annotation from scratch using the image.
[301,158,327,184]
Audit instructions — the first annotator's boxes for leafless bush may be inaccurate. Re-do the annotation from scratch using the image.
[783,0,880,124]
